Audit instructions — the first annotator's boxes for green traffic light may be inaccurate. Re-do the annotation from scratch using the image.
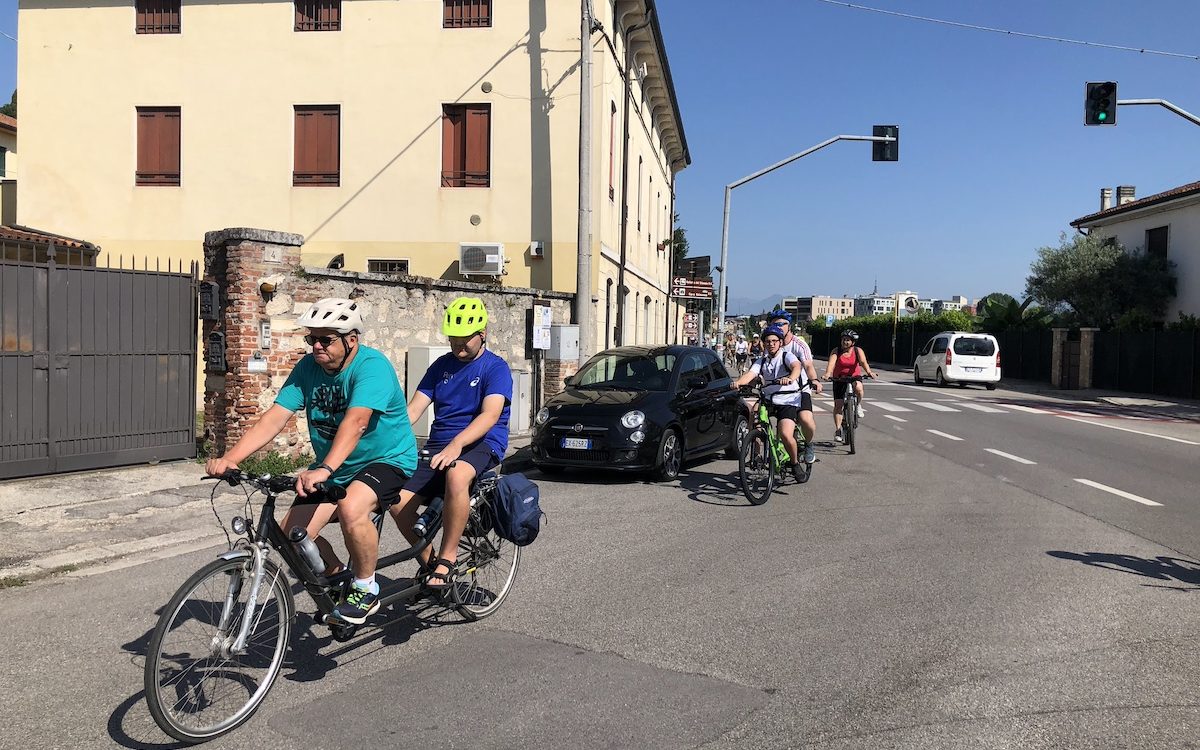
[1098,112,1107,121]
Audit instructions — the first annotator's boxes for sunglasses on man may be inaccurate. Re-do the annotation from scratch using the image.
[304,334,340,347]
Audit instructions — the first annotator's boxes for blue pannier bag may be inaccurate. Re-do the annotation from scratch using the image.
[492,473,543,546]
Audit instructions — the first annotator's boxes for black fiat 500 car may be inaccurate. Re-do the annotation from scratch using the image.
[531,345,746,480]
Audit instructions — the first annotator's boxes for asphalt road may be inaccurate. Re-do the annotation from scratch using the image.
[4,373,1200,748]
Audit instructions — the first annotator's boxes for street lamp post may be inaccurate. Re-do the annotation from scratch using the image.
[716,131,898,331]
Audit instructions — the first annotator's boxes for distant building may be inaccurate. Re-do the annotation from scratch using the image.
[781,295,854,323]
[933,295,970,314]
[854,294,896,317]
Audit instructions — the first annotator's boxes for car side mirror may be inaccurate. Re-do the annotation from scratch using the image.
[563,376,575,387]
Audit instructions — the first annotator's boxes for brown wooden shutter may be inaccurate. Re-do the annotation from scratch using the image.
[444,0,492,29]
[294,105,339,186]
[295,1,341,32]
[441,106,464,186]
[136,107,181,186]
[464,105,490,187]
[136,0,181,34]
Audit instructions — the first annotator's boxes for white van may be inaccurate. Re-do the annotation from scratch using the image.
[912,331,1001,389]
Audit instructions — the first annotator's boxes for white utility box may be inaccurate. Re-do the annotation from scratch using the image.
[509,368,532,434]
[406,345,450,438]
[549,324,580,361]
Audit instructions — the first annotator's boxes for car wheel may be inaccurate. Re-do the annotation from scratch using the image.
[913,366,922,384]
[985,383,997,391]
[653,428,682,481]
[935,369,947,387]
[725,415,748,459]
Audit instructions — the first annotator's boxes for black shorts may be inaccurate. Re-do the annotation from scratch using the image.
[403,442,501,501]
[833,380,861,400]
[735,353,748,363]
[290,461,409,509]
[768,393,812,422]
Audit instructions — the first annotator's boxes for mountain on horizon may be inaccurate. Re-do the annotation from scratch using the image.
[726,294,783,316]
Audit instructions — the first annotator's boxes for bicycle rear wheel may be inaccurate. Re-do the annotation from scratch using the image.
[145,556,294,744]
[738,427,775,505]
[449,504,521,621]
[843,396,857,455]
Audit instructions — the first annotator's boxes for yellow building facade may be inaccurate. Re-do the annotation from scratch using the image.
[17,0,689,349]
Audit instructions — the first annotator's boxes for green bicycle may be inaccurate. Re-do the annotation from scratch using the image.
[737,382,814,505]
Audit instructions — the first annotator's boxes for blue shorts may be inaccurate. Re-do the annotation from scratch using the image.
[403,442,501,500]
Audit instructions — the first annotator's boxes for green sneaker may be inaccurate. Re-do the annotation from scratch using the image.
[330,584,380,625]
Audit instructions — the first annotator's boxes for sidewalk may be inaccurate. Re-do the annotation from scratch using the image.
[0,436,535,587]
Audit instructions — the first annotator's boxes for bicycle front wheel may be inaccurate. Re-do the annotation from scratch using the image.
[450,506,522,621]
[844,396,857,455]
[145,556,294,744]
[738,427,775,505]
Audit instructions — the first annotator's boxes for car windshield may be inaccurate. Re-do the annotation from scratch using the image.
[575,353,676,391]
[953,337,996,356]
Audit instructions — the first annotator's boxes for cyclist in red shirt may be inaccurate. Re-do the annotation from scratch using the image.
[823,330,876,443]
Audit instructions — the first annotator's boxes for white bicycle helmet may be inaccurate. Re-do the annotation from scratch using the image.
[297,298,364,334]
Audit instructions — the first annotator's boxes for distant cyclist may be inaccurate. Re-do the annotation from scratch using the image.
[734,336,749,372]
[822,330,877,443]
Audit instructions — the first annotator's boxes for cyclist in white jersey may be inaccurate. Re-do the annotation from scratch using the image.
[731,326,823,479]
[768,309,813,363]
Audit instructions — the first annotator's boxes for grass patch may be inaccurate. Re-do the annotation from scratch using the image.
[0,576,29,590]
[238,451,315,477]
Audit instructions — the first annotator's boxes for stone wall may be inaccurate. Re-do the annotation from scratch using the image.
[202,228,573,459]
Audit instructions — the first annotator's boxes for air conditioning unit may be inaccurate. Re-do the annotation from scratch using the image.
[459,242,505,276]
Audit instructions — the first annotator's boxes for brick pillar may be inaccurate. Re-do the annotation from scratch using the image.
[202,228,305,456]
[543,358,580,404]
[1050,327,1067,388]
[1078,327,1099,389]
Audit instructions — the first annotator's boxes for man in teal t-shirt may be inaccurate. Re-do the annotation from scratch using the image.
[206,298,417,625]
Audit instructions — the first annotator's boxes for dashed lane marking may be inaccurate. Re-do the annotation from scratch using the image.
[985,448,1037,465]
[960,403,1008,414]
[998,403,1052,414]
[884,415,907,422]
[927,429,963,441]
[914,401,961,413]
[873,401,913,413]
[1074,478,1163,507]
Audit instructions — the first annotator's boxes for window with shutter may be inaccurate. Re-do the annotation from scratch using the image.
[294,105,340,186]
[136,0,181,34]
[295,1,341,31]
[441,104,490,187]
[136,107,181,186]
[367,259,410,275]
[443,0,492,28]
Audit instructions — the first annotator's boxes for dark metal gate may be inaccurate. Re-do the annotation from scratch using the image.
[1061,330,1081,390]
[1,247,198,479]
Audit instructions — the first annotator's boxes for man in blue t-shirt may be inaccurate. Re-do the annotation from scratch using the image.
[390,297,512,592]
[206,298,418,625]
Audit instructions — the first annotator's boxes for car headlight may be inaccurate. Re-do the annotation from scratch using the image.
[621,410,646,429]
[535,408,550,426]
[630,430,646,444]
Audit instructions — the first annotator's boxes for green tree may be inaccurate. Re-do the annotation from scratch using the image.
[1025,232,1176,327]
[976,295,1052,332]
[0,90,14,118]
[670,212,690,268]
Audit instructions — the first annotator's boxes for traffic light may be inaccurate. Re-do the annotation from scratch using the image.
[872,125,898,162]
[1085,81,1117,125]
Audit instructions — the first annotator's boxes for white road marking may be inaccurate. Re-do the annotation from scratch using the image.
[998,403,1051,414]
[1074,478,1163,507]
[927,429,963,441]
[960,403,1008,414]
[915,401,961,412]
[873,401,913,412]
[895,397,920,401]
[985,448,1037,465]
[1056,415,1199,445]
[884,415,907,422]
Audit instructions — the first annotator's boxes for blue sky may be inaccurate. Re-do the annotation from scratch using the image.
[0,2,1197,310]
[658,0,1200,310]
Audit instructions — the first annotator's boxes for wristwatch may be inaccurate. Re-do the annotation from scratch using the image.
[315,462,335,474]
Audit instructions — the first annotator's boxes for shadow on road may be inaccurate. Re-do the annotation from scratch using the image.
[1046,550,1200,590]
[114,577,467,747]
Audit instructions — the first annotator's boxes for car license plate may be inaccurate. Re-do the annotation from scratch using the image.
[965,367,983,373]
[561,437,591,450]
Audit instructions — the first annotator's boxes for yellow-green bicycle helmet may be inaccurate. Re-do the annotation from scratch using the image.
[443,297,489,337]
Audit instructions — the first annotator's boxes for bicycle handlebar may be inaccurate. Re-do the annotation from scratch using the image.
[204,471,347,501]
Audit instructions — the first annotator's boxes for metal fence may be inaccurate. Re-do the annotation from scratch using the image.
[1092,330,1200,399]
[1,247,198,478]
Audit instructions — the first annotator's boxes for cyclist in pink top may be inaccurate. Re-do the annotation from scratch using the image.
[822,330,876,443]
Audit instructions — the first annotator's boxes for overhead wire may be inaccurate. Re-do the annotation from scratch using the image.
[813,0,1200,62]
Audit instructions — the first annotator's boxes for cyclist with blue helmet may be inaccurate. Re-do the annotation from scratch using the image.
[731,324,823,478]
[768,308,814,365]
